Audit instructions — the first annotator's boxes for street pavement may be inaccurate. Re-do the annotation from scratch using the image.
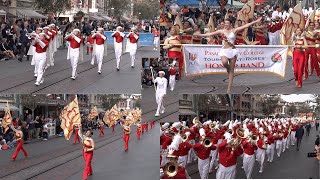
[0,45,157,94]
[186,126,320,179]
[177,58,320,94]
[0,123,159,180]
[142,85,179,123]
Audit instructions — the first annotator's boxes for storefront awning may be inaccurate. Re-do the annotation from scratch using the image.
[179,109,196,116]
[102,15,114,22]
[17,9,46,19]
[89,14,104,21]
[0,103,19,111]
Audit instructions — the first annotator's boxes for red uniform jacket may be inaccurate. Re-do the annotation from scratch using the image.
[66,36,83,49]
[193,142,216,160]
[218,140,243,167]
[242,140,257,155]
[160,135,172,149]
[34,40,49,53]
[93,34,106,45]
[173,142,193,156]
[128,33,139,43]
[112,32,124,43]
[87,35,94,44]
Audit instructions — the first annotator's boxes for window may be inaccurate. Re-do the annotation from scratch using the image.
[183,94,188,100]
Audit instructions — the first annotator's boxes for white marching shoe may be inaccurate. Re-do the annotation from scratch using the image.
[71,76,76,80]
[35,82,40,86]
[40,78,44,84]
[155,113,160,117]
[98,71,102,74]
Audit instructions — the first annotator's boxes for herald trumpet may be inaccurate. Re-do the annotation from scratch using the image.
[202,137,213,148]
[164,161,178,177]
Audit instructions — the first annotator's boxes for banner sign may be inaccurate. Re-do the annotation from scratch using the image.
[183,45,288,77]
[104,31,154,46]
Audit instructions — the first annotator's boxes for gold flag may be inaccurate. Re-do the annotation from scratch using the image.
[208,14,215,33]
[174,14,183,33]
[2,102,12,133]
[236,0,255,24]
[160,11,169,27]
[126,112,135,125]
[88,106,98,121]
[103,104,120,127]
[280,2,304,57]
[60,96,81,140]
[305,10,315,29]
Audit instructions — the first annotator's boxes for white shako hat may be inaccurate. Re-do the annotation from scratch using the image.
[73,29,80,33]
[158,71,165,75]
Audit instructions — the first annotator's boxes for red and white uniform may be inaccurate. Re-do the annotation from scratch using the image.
[266,132,275,162]
[111,31,125,69]
[293,36,306,87]
[126,32,139,67]
[137,125,141,140]
[161,166,188,179]
[216,140,243,179]
[92,32,107,72]
[87,35,94,54]
[256,138,267,172]
[45,30,54,67]
[123,125,130,151]
[275,132,283,157]
[193,142,216,179]
[164,36,182,79]
[242,140,257,179]
[33,37,49,84]
[82,138,94,180]
[66,34,83,78]
[173,141,192,167]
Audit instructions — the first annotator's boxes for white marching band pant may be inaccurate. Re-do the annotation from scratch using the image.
[187,139,196,163]
[266,143,275,162]
[276,140,282,157]
[161,149,167,167]
[69,48,80,77]
[95,44,104,72]
[209,148,218,171]
[216,164,236,179]
[169,75,176,91]
[126,41,137,67]
[256,148,266,172]
[243,153,255,179]
[291,131,296,145]
[34,52,47,83]
[154,36,160,48]
[282,138,288,152]
[114,42,122,69]
[156,93,165,115]
[197,157,210,179]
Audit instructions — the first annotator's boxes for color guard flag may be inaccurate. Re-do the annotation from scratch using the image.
[88,106,98,121]
[2,101,12,133]
[103,104,120,127]
[237,0,255,24]
[60,96,81,140]
[174,14,183,33]
[280,2,304,56]
[315,9,320,22]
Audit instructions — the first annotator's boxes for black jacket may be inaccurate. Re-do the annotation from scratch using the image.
[295,127,304,138]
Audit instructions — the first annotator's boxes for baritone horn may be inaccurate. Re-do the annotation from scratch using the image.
[164,161,178,177]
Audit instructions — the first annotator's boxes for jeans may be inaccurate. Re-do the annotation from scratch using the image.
[296,138,302,150]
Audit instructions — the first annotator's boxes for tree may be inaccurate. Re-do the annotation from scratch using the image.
[34,0,71,21]
[261,95,281,117]
[298,102,312,114]
[20,94,48,119]
[314,94,320,117]
[108,0,130,22]
[287,104,297,117]
[133,0,159,19]
[101,94,122,110]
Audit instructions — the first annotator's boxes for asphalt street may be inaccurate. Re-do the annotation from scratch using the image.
[178,58,320,94]
[141,85,179,123]
[186,126,320,179]
[0,123,159,180]
[0,45,157,94]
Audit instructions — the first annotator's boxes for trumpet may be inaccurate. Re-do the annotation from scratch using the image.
[164,161,178,177]
[181,132,189,142]
[202,137,213,148]
[193,117,203,128]
[249,133,259,145]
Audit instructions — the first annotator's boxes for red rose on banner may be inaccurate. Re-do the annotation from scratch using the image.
[271,53,282,62]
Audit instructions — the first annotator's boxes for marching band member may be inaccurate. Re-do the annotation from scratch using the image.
[145,122,149,132]
[256,128,267,173]
[169,62,177,91]
[98,120,104,137]
[266,125,275,162]
[163,26,182,79]
[65,29,83,80]
[73,124,81,144]
[282,124,289,152]
[122,119,131,152]
[174,131,192,168]
[126,27,139,68]
[112,124,115,132]
[112,26,125,71]
[153,71,167,117]
[32,32,49,86]
[43,26,53,69]
[242,134,258,179]
[290,122,297,145]
[78,124,95,180]
[216,132,243,179]
[29,27,43,77]
[195,17,262,93]
[10,124,28,161]
[304,22,320,79]
[153,26,160,50]
[92,28,107,74]
[136,123,142,140]
[275,126,283,157]
[193,128,217,179]
[292,28,307,87]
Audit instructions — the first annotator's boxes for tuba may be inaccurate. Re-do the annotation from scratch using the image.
[164,161,178,177]
[202,137,213,148]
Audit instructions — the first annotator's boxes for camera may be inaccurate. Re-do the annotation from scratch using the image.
[307,152,317,158]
